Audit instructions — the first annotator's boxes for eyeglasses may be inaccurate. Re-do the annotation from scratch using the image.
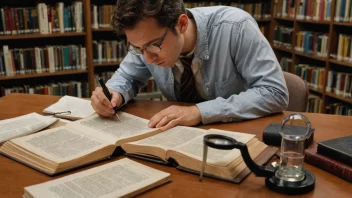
[127,24,173,55]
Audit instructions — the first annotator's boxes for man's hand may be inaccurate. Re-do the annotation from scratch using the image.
[148,105,202,131]
[91,87,123,117]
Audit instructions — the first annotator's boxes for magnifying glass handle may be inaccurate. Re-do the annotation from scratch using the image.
[200,144,208,182]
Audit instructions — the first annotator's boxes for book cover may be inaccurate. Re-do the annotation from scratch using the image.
[317,136,352,166]
[305,147,352,183]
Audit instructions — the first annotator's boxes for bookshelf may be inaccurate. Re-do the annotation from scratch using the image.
[0,0,91,97]
[272,0,352,116]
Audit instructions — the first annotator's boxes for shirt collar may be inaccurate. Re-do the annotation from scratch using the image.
[187,8,210,60]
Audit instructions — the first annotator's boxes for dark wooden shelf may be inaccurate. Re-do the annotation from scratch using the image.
[295,51,327,61]
[256,18,272,22]
[92,28,114,32]
[94,62,121,67]
[272,45,293,53]
[309,86,323,94]
[0,32,86,40]
[296,19,330,24]
[329,59,352,67]
[274,17,294,21]
[333,21,352,26]
[325,92,352,104]
[0,70,88,80]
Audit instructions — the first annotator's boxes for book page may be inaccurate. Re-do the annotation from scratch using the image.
[129,126,207,150]
[10,126,111,163]
[0,113,58,143]
[172,129,255,166]
[45,118,73,129]
[43,95,95,119]
[66,112,158,145]
[24,158,170,198]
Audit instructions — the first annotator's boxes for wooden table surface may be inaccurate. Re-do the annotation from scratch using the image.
[0,93,351,198]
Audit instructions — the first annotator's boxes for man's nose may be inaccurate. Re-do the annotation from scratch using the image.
[144,50,157,64]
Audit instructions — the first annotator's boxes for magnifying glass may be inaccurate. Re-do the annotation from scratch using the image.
[200,113,315,195]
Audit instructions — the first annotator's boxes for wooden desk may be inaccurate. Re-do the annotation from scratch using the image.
[0,93,351,198]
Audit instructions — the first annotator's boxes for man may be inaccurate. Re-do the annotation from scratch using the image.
[91,0,289,131]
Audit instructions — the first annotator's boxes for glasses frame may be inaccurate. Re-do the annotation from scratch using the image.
[127,24,173,55]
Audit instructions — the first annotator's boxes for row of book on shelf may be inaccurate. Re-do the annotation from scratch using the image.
[274,0,297,18]
[274,0,335,22]
[294,63,352,98]
[336,34,352,63]
[295,31,329,58]
[275,0,352,22]
[296,0,332,21]
[334,0,352,22]
[93,40,127,64]
[307,94,351,115]
[275,30,352,64]
[0,2,84,36]
[273,27,330,58]
[273,26,294,49]
[0,45,87,76]
[294,64,326,89]
[91,5,114,29]
[278,57,352,115]
[0,81,89,98]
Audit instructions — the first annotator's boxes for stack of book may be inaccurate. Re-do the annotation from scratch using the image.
[304,136,352,183]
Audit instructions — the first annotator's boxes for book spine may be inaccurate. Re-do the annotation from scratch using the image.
[317,144,352,166]
[305,150,352,182]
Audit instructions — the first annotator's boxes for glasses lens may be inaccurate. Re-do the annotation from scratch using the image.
[145,45,161,54]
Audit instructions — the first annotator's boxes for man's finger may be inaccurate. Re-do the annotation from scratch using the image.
[155,114,177,128]
[91,95,114,116]
[148,111,167,127]
[110,91,121,107]
[159,118,180,131]
[96,90,113,109]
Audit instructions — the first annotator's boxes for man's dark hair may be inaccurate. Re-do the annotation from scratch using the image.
[111,0,186,35]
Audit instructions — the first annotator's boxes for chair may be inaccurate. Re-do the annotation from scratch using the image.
[283,72,309,112]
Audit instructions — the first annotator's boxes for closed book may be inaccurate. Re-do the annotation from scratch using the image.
[317,136,352,166]
[305,147,352,183]
[262,122,314,148]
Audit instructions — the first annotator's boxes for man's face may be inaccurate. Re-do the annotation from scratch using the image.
[125,18,184,68]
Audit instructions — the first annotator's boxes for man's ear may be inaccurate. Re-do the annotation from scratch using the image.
[177,14,189,34]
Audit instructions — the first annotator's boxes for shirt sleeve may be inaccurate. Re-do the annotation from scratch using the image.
[196,18,289,124]
[106,53,151,105]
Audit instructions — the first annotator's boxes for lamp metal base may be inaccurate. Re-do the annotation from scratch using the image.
[265,169,315,195]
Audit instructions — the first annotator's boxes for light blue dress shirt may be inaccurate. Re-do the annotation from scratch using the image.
[106,6,289,124]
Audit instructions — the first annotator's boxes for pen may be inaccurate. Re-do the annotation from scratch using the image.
[98,77,121,122]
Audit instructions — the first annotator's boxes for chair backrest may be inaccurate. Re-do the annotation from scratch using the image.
[283,72,309,112]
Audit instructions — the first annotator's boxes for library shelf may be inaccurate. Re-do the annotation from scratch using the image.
[325,92,352,104]
[0,70,88,81]
[94,62,121,67]
[295,51,328,62]
[0,32,86,40]
[329,59,352,67]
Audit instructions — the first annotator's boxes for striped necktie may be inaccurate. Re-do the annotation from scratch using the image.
[179,55,198,103]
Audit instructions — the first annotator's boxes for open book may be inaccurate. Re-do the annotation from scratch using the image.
[122,127,275,183]
[0,111,276,183]
[43,95,95,120]
[0,113,58,144]
[23,158,171,198]
[0,112,161,175]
